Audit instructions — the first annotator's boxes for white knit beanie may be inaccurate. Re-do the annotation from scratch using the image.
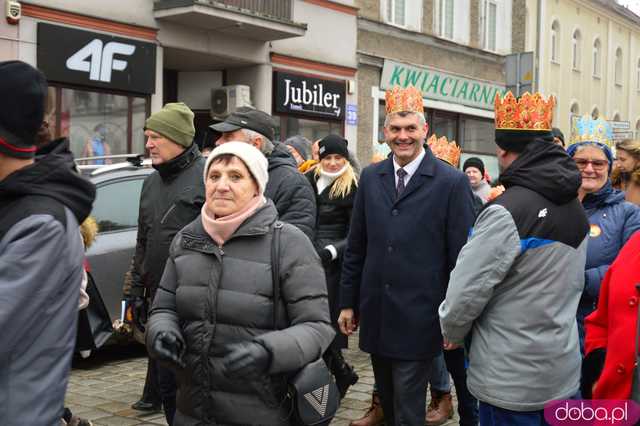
[204,142,269,195]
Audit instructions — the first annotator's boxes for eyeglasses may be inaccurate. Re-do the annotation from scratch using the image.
[574,158,609,170]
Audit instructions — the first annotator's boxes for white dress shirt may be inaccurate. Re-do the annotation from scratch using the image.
[393,147,426,187]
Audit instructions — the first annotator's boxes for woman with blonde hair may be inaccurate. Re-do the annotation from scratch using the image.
[306,134,359,398]
[612,138,640,192]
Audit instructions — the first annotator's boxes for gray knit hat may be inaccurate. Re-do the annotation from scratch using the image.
[284,135,312,161]
[145,102,195,147]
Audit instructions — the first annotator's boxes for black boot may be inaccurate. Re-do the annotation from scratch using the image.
[324,349,358,399]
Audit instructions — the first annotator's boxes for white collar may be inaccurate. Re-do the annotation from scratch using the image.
[393,147,425,182]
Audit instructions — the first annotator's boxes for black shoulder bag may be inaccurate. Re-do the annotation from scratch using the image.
[271,221,340,426]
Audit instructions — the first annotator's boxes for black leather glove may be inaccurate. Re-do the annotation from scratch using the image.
[318,247,333,264]
[222,341,271,379]
[581,347,606,399]
[152,331,186,368]
[127,296,147,332]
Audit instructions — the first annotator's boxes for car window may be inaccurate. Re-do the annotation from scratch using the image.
[92,178,144,232]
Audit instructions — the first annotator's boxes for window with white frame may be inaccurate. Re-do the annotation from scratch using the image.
[592,107,599,119]
[439,0,455,39]
[572,29,581,71]
[385,0,406,27]
[571,102,580,115]
[484,0,498,51]
[615,48,623,86]
[551,21,560,63]
[593,39,601,77]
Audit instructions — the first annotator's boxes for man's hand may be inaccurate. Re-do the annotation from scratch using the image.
[443,338,461,351]
[338,309,358,336]
[152,331,185,368]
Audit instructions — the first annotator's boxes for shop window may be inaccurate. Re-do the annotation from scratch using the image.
[50,85,148,165]
[278,116,342,142]
[432,111,458,142]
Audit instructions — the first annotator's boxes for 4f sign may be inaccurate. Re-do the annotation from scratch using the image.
[66,39,136,83]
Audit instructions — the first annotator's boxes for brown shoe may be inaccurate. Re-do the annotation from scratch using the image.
[425,391,454,426]
[350,392,385,426]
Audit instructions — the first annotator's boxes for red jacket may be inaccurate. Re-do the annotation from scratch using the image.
[585,232,640,399]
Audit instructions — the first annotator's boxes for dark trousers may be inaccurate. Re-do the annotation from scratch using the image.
[141,357,161,405]
[444,348,479,426]
[479,402,550,426]
[371,354,431,426]
[143,357,177,425]
[156,359,177,425]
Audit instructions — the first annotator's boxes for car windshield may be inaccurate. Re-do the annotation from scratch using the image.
[92,178,144,232]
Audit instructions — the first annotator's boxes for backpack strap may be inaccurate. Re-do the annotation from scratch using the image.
[271,221,284,330]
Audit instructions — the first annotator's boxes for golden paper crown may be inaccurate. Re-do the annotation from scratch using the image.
[385,85,424,115]
[427,134,462,167]
[494,91,555,131]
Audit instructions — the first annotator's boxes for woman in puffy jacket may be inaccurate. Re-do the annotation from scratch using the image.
[567,140,640,353]
[305,134,359,398]
[582,232,640,399]
[146,142,334,426]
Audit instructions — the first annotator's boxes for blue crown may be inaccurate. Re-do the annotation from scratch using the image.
[570,115,613,147]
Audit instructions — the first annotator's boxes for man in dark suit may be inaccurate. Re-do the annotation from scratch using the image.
[338,86,476,426]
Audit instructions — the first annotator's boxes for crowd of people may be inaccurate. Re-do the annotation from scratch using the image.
[2,59,640,426]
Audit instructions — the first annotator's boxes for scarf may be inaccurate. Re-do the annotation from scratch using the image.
[201,196,265,247]
[317,165,347,194]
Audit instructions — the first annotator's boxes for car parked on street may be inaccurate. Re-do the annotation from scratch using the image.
[77,156,152,347]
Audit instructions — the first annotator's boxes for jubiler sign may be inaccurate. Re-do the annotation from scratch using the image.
[274,72,345,120]
[380,60,505,111]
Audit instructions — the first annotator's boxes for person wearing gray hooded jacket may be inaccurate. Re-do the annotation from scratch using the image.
[146,142,334,425]
[439,98,589,425]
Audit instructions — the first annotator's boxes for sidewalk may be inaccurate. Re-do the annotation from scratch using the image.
[65,334,460,425]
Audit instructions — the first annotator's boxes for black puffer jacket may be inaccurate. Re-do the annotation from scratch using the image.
[127,143,205,298]
[146,201,334,426]
[266,142,316,241]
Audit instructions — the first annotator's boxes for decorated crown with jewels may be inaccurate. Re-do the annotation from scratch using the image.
[569,115,614,148]
[494,91,555,131]
[427,134,462,167]
[385,85,424,115]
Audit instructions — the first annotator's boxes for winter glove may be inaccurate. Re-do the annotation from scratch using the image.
[127,296,147,332]
[581,347,606,399]
[222,341,271,379]
[151,331,186,368]
[318,247,333,264]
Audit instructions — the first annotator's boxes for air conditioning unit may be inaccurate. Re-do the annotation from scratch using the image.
[211,85,252,118]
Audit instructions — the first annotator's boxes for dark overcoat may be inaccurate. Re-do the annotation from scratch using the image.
[339,148,476,360]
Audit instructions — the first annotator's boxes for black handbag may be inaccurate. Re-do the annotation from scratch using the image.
[271,221,340,426]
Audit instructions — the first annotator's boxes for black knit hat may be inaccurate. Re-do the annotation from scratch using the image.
[0,61,48,158]
[318,134,349,160]
[552,127,565,146]
[463,157,485,176]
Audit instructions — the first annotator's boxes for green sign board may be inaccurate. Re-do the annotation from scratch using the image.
[380,60,506,111]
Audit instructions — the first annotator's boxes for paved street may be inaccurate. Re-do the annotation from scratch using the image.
[65,334,460,426]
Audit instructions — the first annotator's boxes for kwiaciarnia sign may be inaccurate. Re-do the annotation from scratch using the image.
[380,60,505,111]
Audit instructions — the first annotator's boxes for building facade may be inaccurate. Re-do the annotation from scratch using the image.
[2,0,358,160]
[355,0,525,177]
[525,0,640,140]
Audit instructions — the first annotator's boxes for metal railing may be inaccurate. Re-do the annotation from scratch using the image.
[203,0,292,21]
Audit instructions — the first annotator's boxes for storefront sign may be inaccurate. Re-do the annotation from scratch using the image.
[274,71,345,120]
[380,60,505,111]
[37,23,156,94]
[346,104,357,126]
